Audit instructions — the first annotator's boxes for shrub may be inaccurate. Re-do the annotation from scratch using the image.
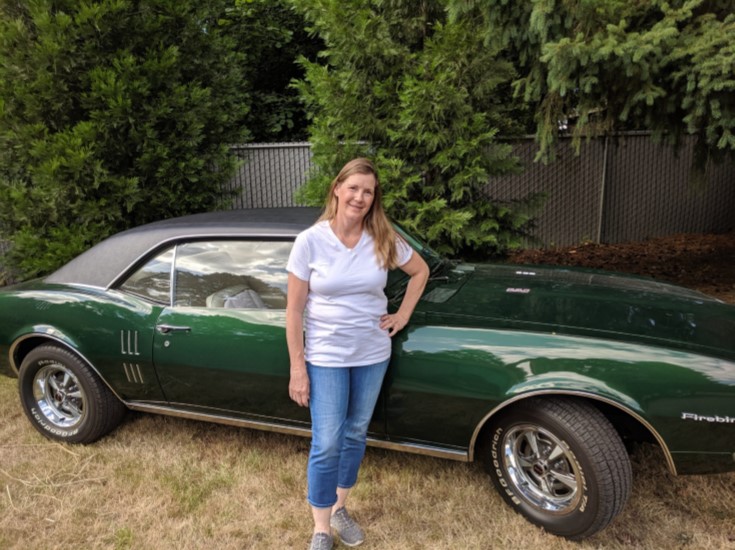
[0,0,250,278]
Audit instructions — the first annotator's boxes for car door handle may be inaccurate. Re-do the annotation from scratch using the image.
[156,324,191,334]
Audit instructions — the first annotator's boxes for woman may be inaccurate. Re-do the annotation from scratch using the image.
[286,158,429,549]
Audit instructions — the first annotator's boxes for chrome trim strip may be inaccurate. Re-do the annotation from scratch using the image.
[126,403,469,462]
[169,243,178,307]
[8,332,127,403]
[370,439,467,461]
[9,331,67,376]
[468,390,678,475]
[8,345,17,376]
[135,363,144,384]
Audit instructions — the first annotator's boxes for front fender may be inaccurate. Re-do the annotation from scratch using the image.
[467,386,675,474]
[389,325,735,475]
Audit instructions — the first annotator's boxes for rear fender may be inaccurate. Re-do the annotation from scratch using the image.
[8,327,126,403]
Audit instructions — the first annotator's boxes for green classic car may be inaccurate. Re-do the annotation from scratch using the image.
[1,208,733,540]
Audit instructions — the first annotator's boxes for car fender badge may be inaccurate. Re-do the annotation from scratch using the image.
[681,412,735,424]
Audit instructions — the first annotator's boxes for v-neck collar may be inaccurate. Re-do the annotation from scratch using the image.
[323,220,365,252]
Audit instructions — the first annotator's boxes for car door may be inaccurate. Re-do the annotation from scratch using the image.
[151,239,309,424]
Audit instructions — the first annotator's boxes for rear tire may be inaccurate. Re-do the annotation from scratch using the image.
[18,344,126,443]
[482,398,632,540]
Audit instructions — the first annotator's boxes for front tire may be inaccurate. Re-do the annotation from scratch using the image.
[482,398,632,540]
[18,344,126,443]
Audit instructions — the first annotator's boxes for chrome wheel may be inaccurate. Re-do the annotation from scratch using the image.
[501,423,582,514]
[485,399,632,540]
[32,363,87,428]
[19,345,126,443]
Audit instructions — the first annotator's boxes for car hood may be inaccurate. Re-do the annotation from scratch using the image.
[421,263,735,360]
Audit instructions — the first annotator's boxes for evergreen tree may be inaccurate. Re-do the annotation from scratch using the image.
[234,0,322,142]
[451,0,735,168]
[292,0,542,258]
[0,0,250,278]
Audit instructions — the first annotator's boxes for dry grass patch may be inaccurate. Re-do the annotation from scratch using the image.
[2,372,734,549]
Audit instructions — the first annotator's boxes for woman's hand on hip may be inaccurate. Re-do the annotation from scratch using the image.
[380,312,408,337]
[289,367,310,407]
[381,252,428,338]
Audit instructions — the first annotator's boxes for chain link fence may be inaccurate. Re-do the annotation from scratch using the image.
[226,142,314,209]
[2,135,733,281]
[227,136,735,247]
[487,134,735,245]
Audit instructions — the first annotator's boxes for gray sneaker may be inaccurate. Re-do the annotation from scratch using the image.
[330,507,365,547]
[309,531,333,550]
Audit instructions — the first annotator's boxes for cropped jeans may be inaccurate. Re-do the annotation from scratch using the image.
[306,359,390,509]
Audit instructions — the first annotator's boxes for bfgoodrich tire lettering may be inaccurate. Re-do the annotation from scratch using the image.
[483,398,632,540]
[18,344,126,444]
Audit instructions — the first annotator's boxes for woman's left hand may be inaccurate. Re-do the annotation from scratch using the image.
[380,251,428,338]
[380,312,408,337]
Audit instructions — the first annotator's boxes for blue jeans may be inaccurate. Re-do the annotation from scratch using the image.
[306,359,390,508]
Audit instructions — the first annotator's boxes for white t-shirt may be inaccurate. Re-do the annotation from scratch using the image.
[287,220,414,367]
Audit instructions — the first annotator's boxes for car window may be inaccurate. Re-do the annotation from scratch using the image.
[118,247,174,305]
[173,240,292,309]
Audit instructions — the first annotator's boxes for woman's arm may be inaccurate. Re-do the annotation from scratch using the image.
[380,252,429,337]
[286,273,310,407]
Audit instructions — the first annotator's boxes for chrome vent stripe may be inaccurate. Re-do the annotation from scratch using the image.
[120,330,140,356]
[123,363,145,384]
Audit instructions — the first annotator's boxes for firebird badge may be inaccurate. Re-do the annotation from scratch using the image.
[681,412,735,424]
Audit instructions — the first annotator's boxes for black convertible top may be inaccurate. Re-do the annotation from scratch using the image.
[46,208,321,288]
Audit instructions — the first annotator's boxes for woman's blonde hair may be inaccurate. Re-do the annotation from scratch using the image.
[319,158,399,269]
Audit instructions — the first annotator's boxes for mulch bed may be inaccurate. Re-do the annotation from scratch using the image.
[508,232,735,304]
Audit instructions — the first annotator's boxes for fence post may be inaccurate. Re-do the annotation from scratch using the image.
[596,136,609,244]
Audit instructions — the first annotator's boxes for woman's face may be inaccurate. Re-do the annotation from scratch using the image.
[334,172,376,222]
